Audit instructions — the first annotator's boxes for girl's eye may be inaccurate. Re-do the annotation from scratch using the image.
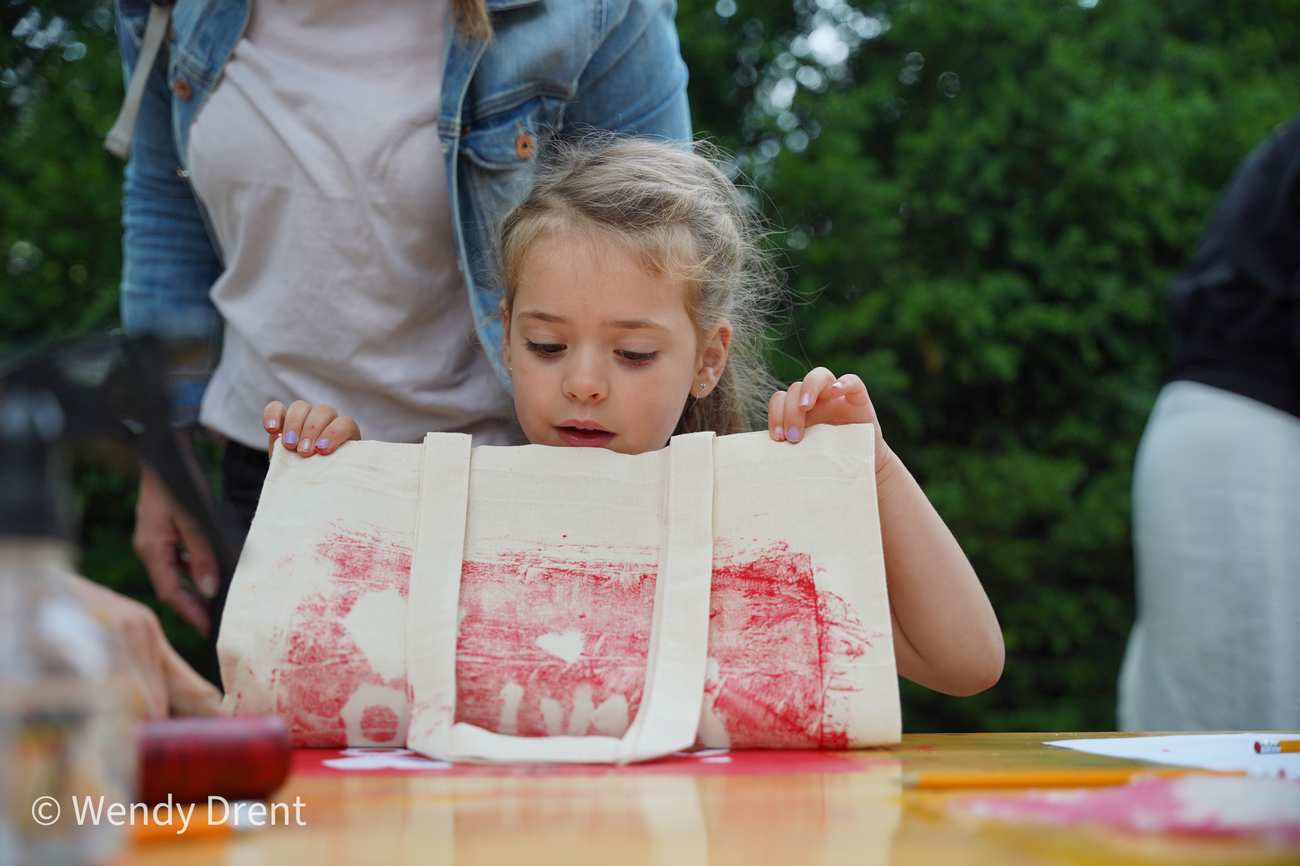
[618,350,658,365]
[525,340,565,357]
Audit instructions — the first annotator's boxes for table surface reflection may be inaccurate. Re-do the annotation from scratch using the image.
[114,732,1298,866]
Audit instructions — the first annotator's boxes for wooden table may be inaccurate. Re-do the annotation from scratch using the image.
[117,733,1298,865]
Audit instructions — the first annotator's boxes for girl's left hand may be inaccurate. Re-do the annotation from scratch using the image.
[768,367,892,471]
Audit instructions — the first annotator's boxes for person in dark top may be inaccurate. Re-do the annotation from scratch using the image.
[1119,115,1300,730]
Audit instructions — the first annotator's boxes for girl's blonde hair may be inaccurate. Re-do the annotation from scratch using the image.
[498,135,781,436]
[453,0,492,41]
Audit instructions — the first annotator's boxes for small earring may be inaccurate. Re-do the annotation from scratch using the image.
[698,382,707,394]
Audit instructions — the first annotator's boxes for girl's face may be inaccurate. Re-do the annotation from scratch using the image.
[503,230,730,455]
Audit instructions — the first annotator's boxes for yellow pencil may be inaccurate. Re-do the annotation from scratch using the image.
[130,808,262,845]
[131,817,231,845]
[1254,739,1300,755]
[903,768,1245,790]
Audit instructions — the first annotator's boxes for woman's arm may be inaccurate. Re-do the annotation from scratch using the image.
[114,6,228,631]
[563,0,692,139]
[114,5,225,424]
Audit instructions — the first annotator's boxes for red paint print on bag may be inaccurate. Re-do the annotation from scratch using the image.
[274,526,412,746]
[455,549,658,738]
[705,545,871,748]
[266,531,872,749]
[313,528,412,605]
[453,542,872,748]
[360,705,401,743]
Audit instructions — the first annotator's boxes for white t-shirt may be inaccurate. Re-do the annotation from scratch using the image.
[188,0,520,449]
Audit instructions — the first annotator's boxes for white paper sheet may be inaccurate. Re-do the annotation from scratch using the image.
[1044,734,1300,777]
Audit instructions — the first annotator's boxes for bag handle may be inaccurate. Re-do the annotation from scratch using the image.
[406,432,716,764]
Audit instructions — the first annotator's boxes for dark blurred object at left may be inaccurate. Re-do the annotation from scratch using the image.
[0,332,238,865]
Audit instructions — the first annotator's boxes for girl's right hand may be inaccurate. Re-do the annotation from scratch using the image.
[262,400,361,458]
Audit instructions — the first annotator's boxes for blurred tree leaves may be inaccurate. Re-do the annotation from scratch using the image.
[2,1,206,660]
[3,2,122,346]
[681,0,1299,730]
[4,0,1298,727]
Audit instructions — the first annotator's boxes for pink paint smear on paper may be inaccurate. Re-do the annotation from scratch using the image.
[953,777,1300,844]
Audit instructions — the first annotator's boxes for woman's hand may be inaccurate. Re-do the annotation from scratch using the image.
[262,401,361,459]
[767,367,893,472]
[65,574,224,720]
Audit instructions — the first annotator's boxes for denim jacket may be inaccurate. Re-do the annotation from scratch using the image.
[113,0,691,424]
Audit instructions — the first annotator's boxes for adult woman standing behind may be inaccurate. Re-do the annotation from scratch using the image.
[109,0,691,637]
[1119,116,1300,731]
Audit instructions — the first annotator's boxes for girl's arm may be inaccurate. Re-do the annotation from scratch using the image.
[769,367,1004,696]
[873,447,1004,695]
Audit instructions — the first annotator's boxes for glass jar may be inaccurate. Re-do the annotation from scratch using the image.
[0,539,135,866]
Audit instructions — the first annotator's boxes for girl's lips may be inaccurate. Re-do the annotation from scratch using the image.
[556,426,615,447]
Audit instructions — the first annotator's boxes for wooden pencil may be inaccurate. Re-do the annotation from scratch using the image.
[903,767,1245,790]
[1254,739,1300,754]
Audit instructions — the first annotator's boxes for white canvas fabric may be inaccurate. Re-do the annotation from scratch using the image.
[219,424,901,762]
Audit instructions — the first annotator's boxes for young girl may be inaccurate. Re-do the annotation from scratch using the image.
[263,137,1004,697]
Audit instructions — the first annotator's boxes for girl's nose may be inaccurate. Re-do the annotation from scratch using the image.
[563,356,608,403]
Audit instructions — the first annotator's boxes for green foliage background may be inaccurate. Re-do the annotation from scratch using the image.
[3,1,1298,730]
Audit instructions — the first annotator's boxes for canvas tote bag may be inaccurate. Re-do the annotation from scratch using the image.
[219,424,901,763]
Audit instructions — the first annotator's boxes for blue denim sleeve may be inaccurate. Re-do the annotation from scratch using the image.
[115,5,224,426]
[564,0,692,139]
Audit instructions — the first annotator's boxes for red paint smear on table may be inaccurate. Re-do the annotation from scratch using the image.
[269,526,411,746]
[290,748,879,778]
[953,777,1300,843]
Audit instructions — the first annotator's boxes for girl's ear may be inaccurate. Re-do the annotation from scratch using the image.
[694,319,732,396]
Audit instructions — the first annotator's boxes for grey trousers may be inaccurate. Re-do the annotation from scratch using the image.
[1119,381,1300,731]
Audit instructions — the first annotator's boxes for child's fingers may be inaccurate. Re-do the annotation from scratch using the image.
[783,368,835,443]
[293,404,338,456]
[313,415,361,454]
[797,367,837,408]
[281,400,311,451]
[767,390,787,441]
[263,401,287,432]
[263,401,286,455]
[782,379,807,443]
[828,373,871,405]
[822,372,884,438]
